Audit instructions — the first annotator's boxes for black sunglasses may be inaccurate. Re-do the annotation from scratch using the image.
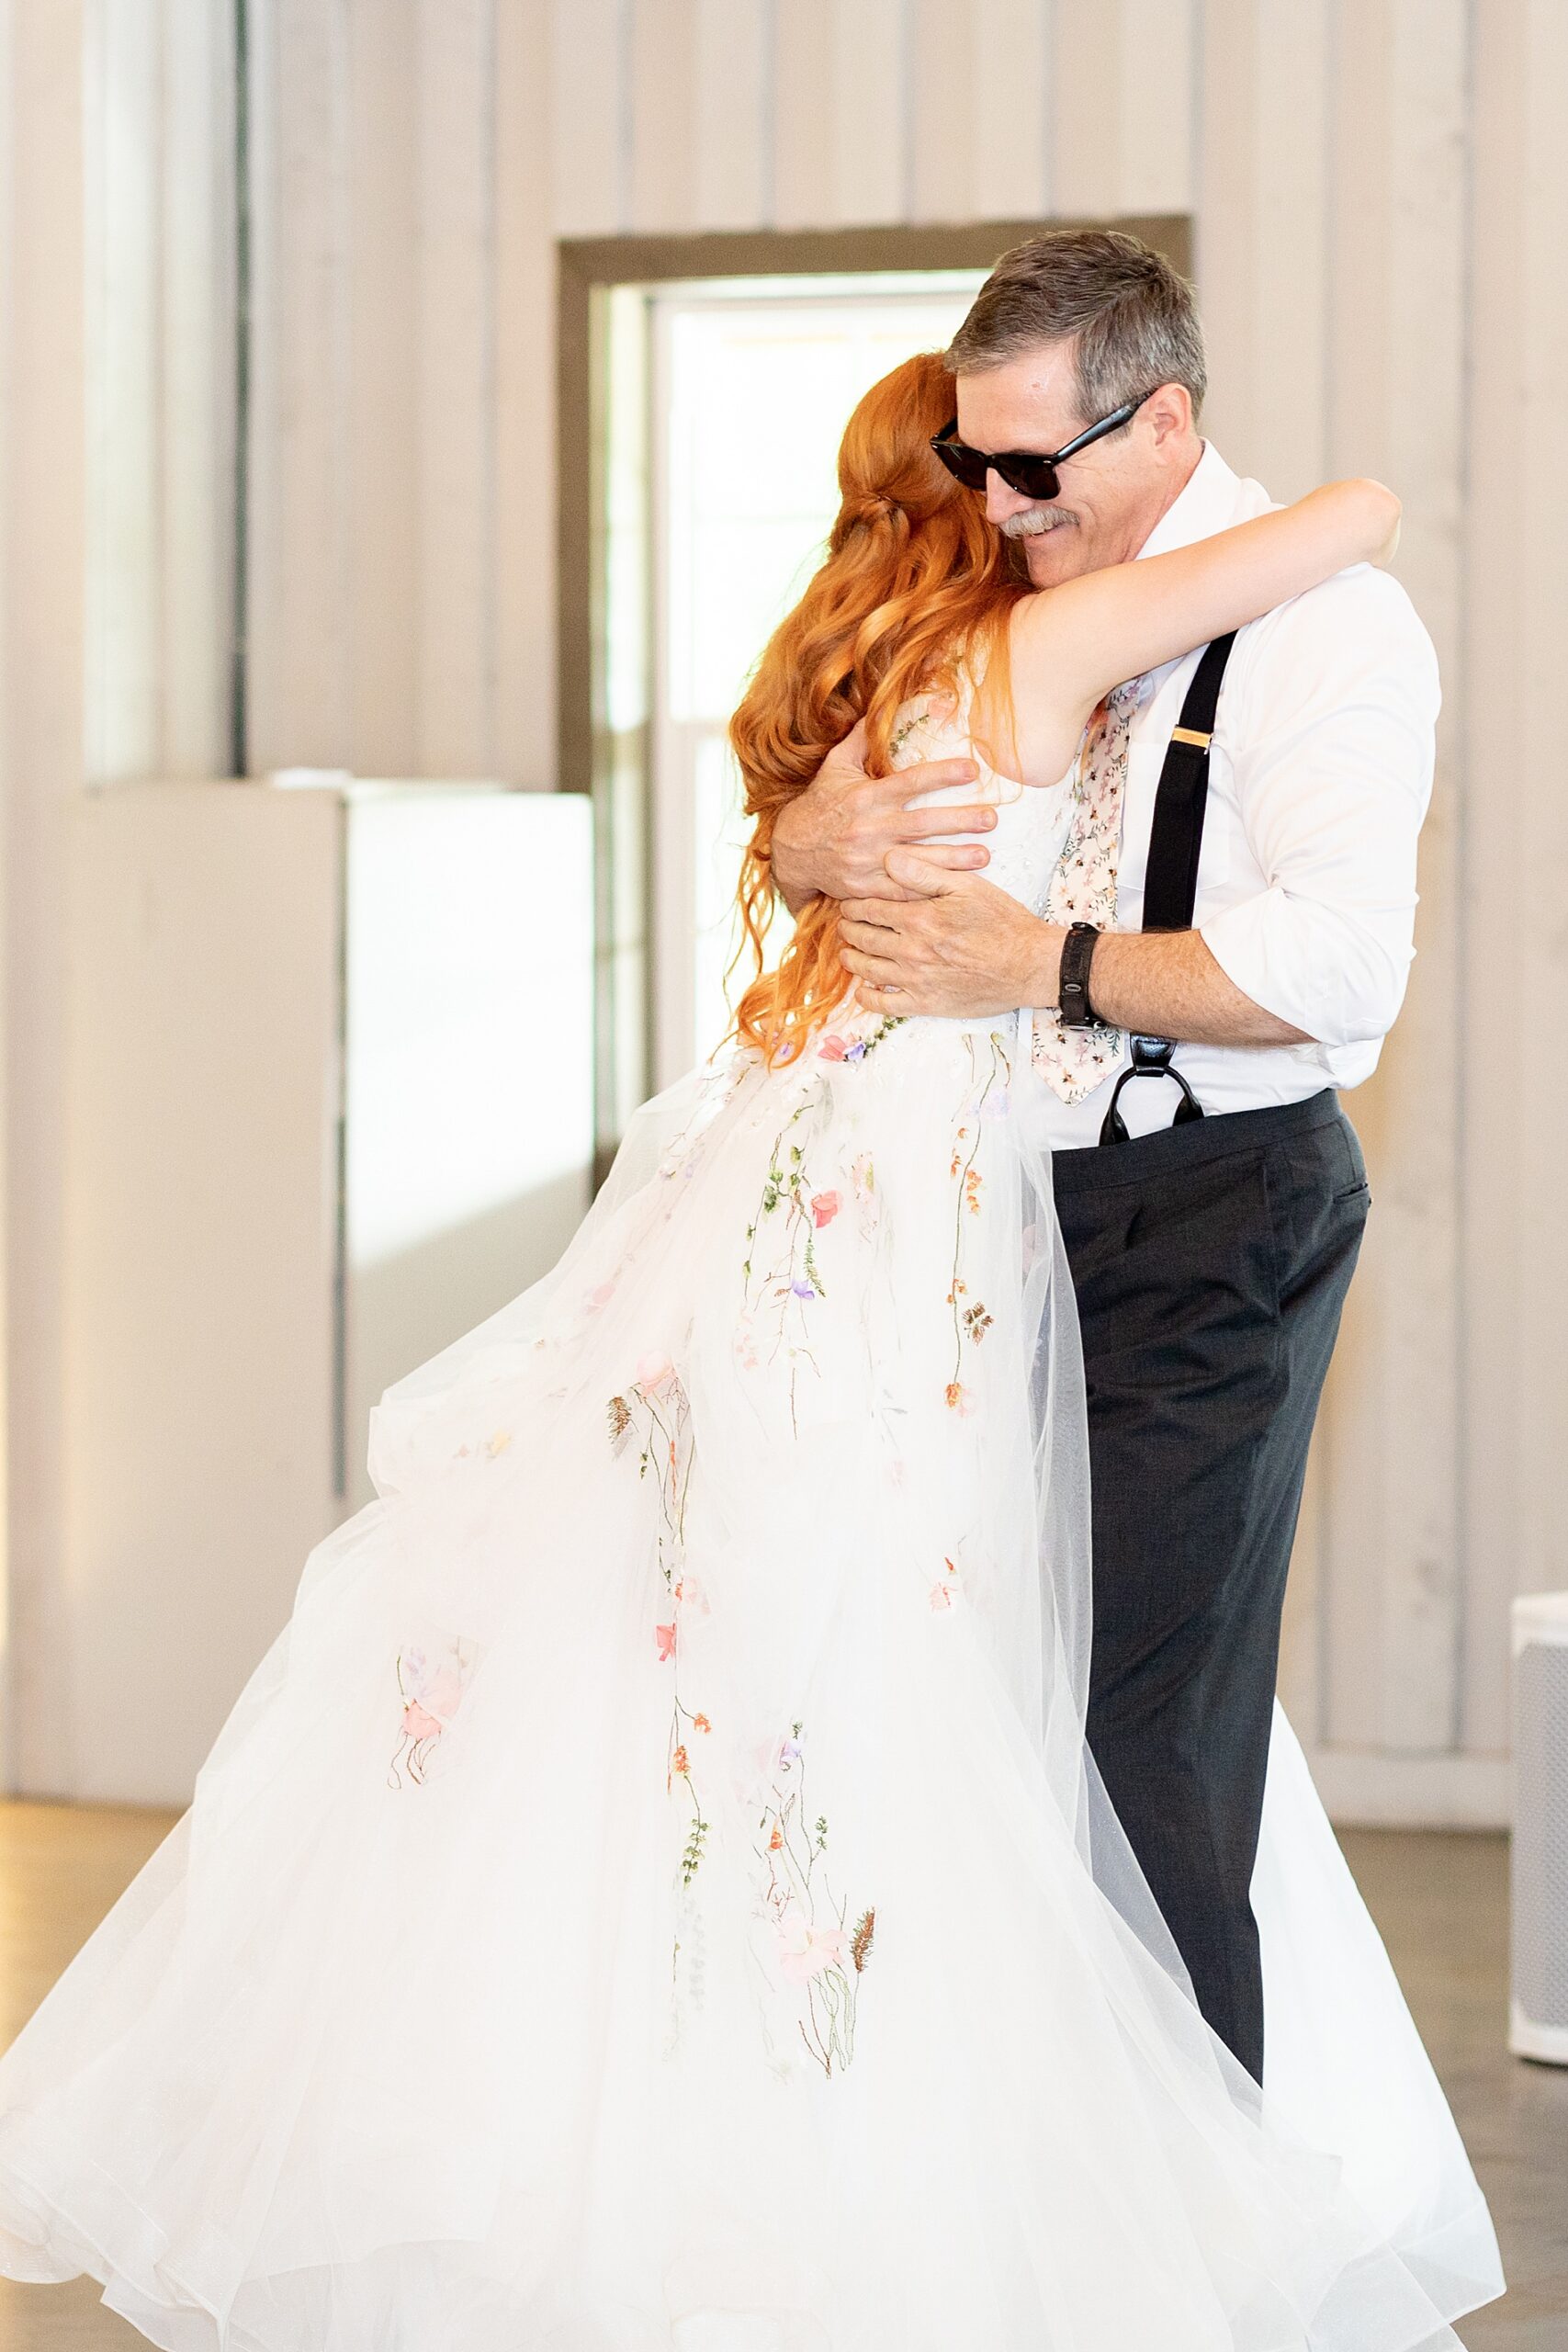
[930,394,1149,502]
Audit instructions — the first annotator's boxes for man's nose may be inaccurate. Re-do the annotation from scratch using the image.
[984,469,1035,526]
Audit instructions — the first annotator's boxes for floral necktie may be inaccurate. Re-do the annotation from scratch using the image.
[1028,677,1144,1103]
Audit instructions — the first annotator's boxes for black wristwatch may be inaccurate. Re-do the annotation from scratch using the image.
[1056,922,1101,1029]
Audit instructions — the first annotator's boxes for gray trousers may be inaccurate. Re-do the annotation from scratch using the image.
[1052,1088,1370,2083]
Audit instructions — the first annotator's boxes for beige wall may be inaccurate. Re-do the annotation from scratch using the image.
[4,0,1566,1821]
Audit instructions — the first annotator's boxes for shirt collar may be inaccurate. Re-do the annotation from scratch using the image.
[1135,441,1247,560]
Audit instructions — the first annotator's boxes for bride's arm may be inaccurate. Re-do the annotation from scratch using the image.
[1004,481,1401,785]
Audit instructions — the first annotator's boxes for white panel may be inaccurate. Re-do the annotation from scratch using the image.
[417,0,496,774]
[493,0,556,784]
[63,786,342,1804]
[343,791,594,1509]
[694,0,769,230]
[346,0,420,774]
[550,0,622,236]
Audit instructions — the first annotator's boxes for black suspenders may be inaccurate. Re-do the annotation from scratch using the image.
[1098,631,1237,1147]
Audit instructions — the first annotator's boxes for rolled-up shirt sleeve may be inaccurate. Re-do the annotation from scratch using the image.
[1197,566,1439,1050]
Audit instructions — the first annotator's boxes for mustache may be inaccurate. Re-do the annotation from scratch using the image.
[998,505,1074,538]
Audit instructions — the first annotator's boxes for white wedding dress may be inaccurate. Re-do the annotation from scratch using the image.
[0,682,1503,2349]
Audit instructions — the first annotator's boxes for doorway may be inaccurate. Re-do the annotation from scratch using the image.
[558,219,1191,1168]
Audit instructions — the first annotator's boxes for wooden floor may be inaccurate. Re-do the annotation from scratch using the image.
[0,1804,1562,2346]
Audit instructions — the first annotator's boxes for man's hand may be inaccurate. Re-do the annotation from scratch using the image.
[769,719,1003,913]
[838,853,1059,1018]
[840,852,1315,1046]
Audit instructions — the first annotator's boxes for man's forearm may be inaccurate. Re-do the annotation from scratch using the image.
[1030,923,1314,1049]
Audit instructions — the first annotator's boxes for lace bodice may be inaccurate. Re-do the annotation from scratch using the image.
[886,665,1075,915]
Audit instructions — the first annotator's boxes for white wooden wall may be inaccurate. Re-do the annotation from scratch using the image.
[5,0,1568,1821]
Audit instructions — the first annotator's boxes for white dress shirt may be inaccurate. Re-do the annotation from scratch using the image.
[1034,441,1439,1149]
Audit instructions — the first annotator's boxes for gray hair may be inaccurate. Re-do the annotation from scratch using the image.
[944,229,1206,423]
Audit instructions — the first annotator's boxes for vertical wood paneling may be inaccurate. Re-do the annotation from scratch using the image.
[1321,0,1467,1757]
[1119,0,1195,216]
[1462,0,1568,1755]
[629,0,697,232]
[908,0,977,224]
[160,0,235,777]
[0,0,12,1782]
[694,0,770,230]
[3,0,86,1792]
[84,0,161,784]
[1458,0,1527,1762]
[247,0,353,773]
[493,0,556,784]
[416,0,496,774]
[770,0,833,229]
[1051,0,1122,218]
[345,0,418,775]
[1191,0,1258,460]
[549,0,623,236]
[972,0,1050,222]
[829,0,907,224]
[1246,0,1326,498]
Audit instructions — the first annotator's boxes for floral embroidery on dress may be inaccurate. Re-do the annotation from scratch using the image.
[931,1553,964,1611]
[388,1629,481,1788]
[608,1354,714,1905]
[942,1031,1010,1408]
[752,1721,874,2077]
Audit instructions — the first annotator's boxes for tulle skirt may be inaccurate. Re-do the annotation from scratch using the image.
[0,1004,1503,2347]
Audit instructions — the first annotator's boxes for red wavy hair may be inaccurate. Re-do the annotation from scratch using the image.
[727,350,1025,1064]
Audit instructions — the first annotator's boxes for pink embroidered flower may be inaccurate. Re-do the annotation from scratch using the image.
[656,1622,677,1662]
[583,1279,616,1312]
[420,1666,467,1720]
[636,1351,677,1397]
[401,1699,443,1739]
[818,1034,851,1061]
[777,1907,851,1982]
[810,1190,840,1227]
[931,1556,962,1610]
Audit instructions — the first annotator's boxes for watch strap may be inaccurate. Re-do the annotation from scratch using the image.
[1057,922,1101,1029]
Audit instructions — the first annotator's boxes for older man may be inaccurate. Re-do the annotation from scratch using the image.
[769,230,1438,2083]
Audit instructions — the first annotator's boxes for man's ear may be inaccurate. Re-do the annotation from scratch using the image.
[1145,381,1194,452]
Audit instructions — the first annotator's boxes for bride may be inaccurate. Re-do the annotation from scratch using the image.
[0,354,1501,2350]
